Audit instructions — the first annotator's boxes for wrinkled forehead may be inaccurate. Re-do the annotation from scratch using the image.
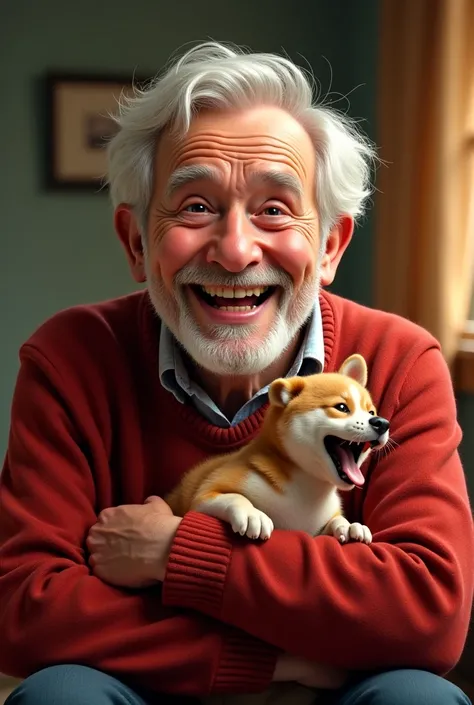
[154,105,316,195]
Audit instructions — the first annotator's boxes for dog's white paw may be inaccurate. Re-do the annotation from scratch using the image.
[337,522,372,544]
[227,505,274,540]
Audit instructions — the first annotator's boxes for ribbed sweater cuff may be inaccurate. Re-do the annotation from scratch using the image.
[163,510,233,617]
[163,511,278,693]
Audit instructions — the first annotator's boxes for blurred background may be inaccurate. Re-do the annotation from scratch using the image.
[0,0,473,696]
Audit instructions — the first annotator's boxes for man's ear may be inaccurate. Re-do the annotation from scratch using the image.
[319,215,354,286]
[114,204,147,283]
[269,377,306,407]
[338,354,368,388]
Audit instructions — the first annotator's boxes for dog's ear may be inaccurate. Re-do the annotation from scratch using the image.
[269,376,306,407]
[338,354,368,388]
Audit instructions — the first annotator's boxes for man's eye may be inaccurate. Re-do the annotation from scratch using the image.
[184,203,209,213]
[262,206,284,216]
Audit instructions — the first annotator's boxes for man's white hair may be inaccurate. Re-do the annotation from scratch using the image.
[106,41,376,236]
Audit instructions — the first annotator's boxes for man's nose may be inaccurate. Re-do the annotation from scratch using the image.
[206,209,263,272]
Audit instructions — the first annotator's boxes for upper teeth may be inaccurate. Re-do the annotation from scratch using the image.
[200,286,269,298]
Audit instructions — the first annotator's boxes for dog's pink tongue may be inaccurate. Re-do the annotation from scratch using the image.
[335,445,365,487]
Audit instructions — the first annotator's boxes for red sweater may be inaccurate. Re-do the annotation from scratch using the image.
[0,290,472,696]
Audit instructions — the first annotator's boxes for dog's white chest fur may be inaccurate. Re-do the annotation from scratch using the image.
[242,469,341,536]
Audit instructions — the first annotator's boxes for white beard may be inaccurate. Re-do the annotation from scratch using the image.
[145,260,320,376]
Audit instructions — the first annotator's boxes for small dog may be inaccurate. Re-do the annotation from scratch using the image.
[167,354,390,547]
[168,354,390,705]
[166,355,389,705]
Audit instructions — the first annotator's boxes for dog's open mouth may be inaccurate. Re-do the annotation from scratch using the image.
[324,437,372,487]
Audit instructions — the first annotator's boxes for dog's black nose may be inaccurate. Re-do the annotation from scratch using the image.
[369,416,390,434]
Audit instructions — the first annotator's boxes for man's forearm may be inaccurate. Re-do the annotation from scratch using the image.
[0,556,278,695]
[162,506,471,674]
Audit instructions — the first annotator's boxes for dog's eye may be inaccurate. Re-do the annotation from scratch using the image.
[334,403,350,413]
[368,410,375,416]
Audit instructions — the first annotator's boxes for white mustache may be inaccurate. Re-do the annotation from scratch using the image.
[174,264,293,291]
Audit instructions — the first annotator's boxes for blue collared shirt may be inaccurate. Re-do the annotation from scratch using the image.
[159,301,325,428]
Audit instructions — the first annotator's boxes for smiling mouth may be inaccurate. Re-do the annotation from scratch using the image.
[323,436,375,487]
[191,284,276,311]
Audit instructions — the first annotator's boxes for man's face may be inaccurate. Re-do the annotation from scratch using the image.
[143,106,324,375]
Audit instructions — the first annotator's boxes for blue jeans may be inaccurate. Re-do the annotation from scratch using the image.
[5,664,471,705]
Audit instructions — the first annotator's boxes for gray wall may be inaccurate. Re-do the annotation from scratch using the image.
[1,0,379,459]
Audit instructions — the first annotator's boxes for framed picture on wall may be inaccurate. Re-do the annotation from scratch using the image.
[44,73,148,190]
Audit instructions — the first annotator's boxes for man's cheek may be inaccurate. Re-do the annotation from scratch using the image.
[270,227,318,286]
[149,223,199,288]
[149,217,176,248]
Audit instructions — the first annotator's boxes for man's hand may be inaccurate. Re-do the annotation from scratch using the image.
[87,496,181,588]
[273,653,347,690]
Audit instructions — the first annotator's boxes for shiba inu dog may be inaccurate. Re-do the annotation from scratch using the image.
[167,354,390,546]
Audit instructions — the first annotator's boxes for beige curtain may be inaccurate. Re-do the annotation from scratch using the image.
[375,0,474,365]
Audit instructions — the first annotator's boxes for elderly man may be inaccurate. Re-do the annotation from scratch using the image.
[0,42,472,705]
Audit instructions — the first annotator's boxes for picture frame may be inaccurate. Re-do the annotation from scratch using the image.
[44,73,147,191]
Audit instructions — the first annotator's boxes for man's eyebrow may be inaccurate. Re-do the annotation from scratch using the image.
[165,165,220,198]
[248,170,304,201]
[165,165,305,201]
